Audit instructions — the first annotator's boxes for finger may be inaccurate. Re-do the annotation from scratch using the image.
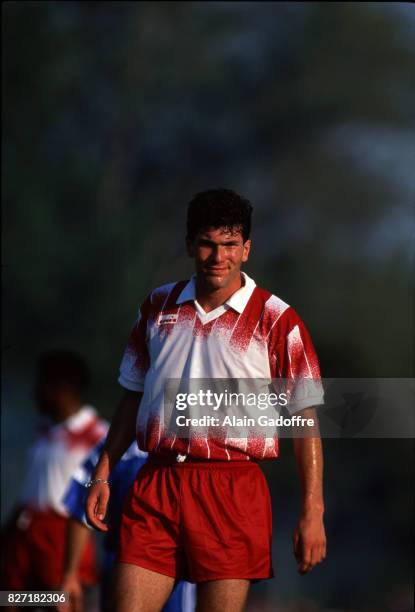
[56,585,69,612]
[86,486,109,515]
[73,593,83,612]
[308,544,321,571]
[298,541,312,574]
[315,544,325,564]
[95,490,109,521]
[89,509,109,532]
[86,492,109,532]
[68,593,76,612]
[298,562,310,574]
[301,544,324,573]
[63,596,73,612]
[292,531,301,561]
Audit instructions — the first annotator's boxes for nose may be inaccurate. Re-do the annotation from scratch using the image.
[212,245,225,262]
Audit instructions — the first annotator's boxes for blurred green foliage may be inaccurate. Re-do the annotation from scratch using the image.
[3,3,414,406]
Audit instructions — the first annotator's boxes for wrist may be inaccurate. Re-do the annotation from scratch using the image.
[301,495,325,517]
[62,568,79,581]
[85,478,110,488]
[92,453,111,480]
[91,466,110,481]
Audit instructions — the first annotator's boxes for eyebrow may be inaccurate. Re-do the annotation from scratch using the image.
[197,238,242,246]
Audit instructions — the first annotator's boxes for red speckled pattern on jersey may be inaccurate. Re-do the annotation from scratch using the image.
[119,275,323,461]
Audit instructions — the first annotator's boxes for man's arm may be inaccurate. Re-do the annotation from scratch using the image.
[85,390,142,531]
[292,406,326,574]
[58,518,90,612]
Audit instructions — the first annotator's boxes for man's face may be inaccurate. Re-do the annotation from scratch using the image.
[187,226,251,290]
[35,379,60,417]
[35,379,72,420]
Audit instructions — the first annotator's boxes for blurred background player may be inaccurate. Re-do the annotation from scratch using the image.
[58,438,196,612]
[0,351,108,604]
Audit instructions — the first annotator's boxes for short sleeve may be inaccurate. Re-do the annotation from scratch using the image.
[269,307,324,414]
[118,295,152,392]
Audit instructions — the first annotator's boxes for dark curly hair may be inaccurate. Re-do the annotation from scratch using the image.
[37,350,90,393]
[186,189,253,243]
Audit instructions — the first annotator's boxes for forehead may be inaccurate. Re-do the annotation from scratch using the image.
[196,226,244,242]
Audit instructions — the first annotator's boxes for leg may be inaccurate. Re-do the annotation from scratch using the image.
[196,579,250,612]
[113,562,175,612]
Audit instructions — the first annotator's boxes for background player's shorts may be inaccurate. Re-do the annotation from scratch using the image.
[1,508,98,590]
[118,456,273,583]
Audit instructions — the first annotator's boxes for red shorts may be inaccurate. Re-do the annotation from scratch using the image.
[118,455,273,583]
[1,508,98,590]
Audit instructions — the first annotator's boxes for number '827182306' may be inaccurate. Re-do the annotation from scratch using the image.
[0,591,67,606]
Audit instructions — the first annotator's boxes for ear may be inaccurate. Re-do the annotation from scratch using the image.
[242,239,251,263]
[186,238,194,258]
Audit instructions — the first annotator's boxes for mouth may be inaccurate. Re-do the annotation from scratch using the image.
[204,268,228,274]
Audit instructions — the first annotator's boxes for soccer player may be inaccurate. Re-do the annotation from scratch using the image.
[86,189,327,612]
[1,351,107,596]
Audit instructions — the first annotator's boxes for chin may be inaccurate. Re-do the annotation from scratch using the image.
[204,275,228,289]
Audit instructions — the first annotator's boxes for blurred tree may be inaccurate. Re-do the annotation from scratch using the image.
[3,2,413,393]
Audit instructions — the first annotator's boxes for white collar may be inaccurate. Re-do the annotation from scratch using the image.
[63,405,97,432]
[176,271,256,314]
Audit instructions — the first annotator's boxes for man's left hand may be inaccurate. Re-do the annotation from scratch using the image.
[57,572,83,612]
[293,512,326,574]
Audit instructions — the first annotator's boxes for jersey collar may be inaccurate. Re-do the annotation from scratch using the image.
[63,406,97,432]
[176,272,256,314]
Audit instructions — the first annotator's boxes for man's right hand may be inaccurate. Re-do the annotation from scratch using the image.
[85,390,142,531]
[85,482,110,531]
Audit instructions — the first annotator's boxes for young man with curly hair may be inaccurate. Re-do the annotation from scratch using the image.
[86,189,326,612]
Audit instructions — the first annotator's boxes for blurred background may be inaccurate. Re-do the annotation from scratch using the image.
[2,2,414,610]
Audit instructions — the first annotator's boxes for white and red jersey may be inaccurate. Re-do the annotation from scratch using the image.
[20,406,108,515]
[119,273,324,460]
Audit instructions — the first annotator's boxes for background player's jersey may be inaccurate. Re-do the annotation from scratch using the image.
[20,406,108,515]
[118,273,324,460]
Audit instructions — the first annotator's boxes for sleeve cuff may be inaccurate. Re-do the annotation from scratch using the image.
[118,375,145,392]
[287,395,324,415]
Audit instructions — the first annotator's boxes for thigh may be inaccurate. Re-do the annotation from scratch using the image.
[118,465,184,579]
[114,563,175,612]
[182,463,273,582]
[196,579,250,612]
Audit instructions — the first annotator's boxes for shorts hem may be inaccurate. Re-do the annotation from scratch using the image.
[117,556,273,583]
[117,556,177,580]
[190,572,273,583]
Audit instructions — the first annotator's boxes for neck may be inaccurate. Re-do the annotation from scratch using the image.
[196,273,243,313]
[54,401,81,424]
